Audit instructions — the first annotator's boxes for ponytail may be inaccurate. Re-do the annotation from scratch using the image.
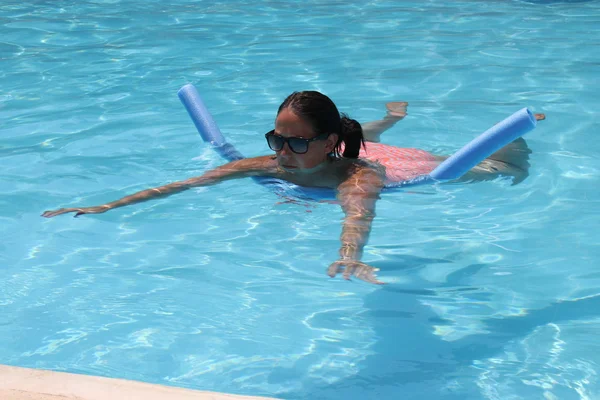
[338,114,364,159]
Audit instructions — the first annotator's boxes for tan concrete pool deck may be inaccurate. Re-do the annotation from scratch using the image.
[0,365,277,400]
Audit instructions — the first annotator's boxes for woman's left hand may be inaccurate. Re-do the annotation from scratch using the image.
[327,259,385,285]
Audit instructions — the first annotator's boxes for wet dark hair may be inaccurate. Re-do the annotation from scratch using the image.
[277,91,364,158]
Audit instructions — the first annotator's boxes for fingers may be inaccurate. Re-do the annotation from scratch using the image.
[343,264,356,280]
[328,260,355,280]
[327,262,342,278]
[42,206,109,218]
[42,208,88,218]
[41,208,75,218]
[328,260,385,285]
[352,264,383,284]
[356,268,385,285]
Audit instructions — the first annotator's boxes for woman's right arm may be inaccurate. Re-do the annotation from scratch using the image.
[42,157,271,218]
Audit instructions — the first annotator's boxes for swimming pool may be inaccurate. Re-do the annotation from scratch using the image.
[1,0,599,398]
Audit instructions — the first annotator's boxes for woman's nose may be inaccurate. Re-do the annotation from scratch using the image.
[279,142,292,156]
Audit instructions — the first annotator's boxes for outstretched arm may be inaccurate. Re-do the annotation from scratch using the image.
[328,166,385,284]
[42,157,269,218]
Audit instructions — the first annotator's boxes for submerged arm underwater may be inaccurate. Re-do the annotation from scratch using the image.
[41,158,389,284]
[41,158,265,218]
[327,166,386,285]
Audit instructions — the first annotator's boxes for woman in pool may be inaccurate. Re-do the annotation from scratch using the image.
[42,91,545,284]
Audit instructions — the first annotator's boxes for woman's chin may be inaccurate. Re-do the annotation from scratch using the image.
[280,162,327,174]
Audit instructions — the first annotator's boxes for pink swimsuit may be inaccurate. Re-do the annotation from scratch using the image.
[358,143,439,185]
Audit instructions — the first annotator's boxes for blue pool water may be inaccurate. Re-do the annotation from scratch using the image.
[1,0,600,399]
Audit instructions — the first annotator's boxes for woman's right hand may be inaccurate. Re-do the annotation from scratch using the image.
[42,205,111,218]
[327,259,385,285]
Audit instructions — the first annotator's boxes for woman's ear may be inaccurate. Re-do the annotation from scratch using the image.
[325,133,339,152]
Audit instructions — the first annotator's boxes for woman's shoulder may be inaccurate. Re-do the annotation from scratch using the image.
[336,157,386,180]
[335,158,386,193]
[346,156,385,171]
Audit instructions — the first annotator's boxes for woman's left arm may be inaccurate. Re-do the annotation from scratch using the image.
[328,166,385,284]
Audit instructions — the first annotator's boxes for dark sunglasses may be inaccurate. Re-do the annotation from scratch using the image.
[265,130,330,154]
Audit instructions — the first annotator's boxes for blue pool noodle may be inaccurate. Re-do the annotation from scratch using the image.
[429,108,536,181]
[178,84,537,199]
[177,84,296,194]
[177,84,239,159]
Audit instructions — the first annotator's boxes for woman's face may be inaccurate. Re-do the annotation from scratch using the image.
[271,108,337,171]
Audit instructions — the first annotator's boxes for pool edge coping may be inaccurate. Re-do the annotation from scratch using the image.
[0,364,278,400]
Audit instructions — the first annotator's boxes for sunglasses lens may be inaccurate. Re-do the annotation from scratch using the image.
[266,132,314,154]
[266,134,284,151]
[288,138,309,154]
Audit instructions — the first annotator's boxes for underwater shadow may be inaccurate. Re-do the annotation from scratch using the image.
[291,261,600,400]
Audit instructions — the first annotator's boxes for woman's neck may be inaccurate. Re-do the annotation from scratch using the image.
[298,159,331,174]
